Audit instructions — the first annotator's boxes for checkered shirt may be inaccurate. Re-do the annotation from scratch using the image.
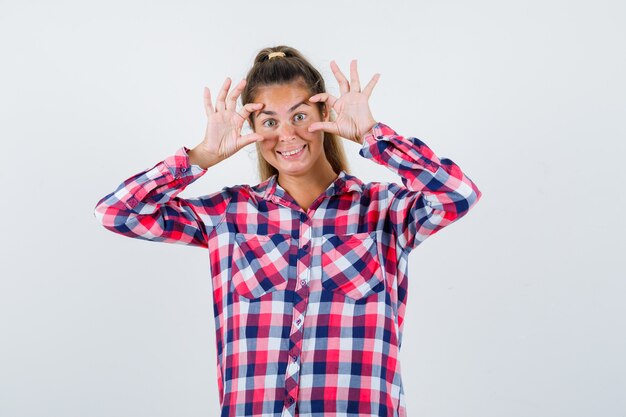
[94,122,482,417]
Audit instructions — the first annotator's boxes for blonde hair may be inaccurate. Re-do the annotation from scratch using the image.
[241,45,350,181]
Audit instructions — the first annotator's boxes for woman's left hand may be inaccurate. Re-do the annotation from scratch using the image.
[308,60,380,144]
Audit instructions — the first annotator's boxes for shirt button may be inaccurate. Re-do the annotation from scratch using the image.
[300,280,306,286]
[296,319,301,325]
[181,167,187,172]
[302,243,309,250]
[286,396,294,405]
[292,355,298,361]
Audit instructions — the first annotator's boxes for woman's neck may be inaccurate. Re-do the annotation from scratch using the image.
[277,162,338,212]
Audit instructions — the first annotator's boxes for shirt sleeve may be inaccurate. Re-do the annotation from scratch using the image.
[93,146,230,249]
[359,122,482,253]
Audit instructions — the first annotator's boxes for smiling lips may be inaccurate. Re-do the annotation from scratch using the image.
[277,144,306,156]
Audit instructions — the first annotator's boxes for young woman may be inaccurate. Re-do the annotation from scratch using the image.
[94,46,482,417]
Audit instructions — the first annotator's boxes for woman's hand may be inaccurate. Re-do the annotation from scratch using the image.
[307,60,380,144]
[189,78,264,169]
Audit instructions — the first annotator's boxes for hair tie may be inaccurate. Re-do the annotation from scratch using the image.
[268,51,286,60]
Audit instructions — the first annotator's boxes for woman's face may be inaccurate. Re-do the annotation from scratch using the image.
[251,82,331,178]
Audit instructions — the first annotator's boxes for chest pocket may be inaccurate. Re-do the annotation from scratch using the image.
[230,233,292,300]
[320,232,385,301]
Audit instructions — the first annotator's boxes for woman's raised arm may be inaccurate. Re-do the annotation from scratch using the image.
[310,59,482,253]
[94,77,265,247]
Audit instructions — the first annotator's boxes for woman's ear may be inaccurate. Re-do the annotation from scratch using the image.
[322,103,330,122]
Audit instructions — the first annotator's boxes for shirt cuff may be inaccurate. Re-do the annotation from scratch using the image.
[360,122,396,149]
[163,146,207,180]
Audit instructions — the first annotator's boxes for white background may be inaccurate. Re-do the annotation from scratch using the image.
[1,0,625,416]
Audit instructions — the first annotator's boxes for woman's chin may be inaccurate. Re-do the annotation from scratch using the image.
[276,165,312,178]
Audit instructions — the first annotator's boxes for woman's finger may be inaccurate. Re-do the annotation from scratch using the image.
[226,79,246,111]
[237,102,264,121]
[330,60,349,95]
[216,77,231,112]
[308,121,338,135]
[203,87,214,116]
[350,59,361,92]
[309,93,338,110]
[362,73,381,97]
[238,132,264,149]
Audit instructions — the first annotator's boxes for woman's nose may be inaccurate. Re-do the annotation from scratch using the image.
[278,123,297,141]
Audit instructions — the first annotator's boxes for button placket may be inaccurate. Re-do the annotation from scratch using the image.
[283,212,310,414]
[297,220,312,289]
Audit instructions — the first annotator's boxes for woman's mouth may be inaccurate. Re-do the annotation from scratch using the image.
[277,144,306,159]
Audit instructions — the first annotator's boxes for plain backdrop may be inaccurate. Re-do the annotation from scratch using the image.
[1,0,625,416]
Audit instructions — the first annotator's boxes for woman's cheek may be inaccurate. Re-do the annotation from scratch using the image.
[258,131,277,144]
[259,137,278,157]
[295,125,317,139]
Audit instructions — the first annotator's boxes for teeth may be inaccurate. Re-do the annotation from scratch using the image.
[281,145,305,156]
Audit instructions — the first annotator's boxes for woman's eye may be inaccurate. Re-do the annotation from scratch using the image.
[294,113,306,122]
[262,119,276,128]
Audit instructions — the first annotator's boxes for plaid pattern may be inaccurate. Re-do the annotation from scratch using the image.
[320,232,384,300]
[94,122,482,417]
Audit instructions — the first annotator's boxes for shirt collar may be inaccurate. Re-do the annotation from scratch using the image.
[251,170,364,203]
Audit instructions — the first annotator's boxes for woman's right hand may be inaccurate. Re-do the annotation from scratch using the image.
[188,77,264,169]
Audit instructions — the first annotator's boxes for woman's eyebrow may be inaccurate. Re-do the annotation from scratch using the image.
[259,100,311,115]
